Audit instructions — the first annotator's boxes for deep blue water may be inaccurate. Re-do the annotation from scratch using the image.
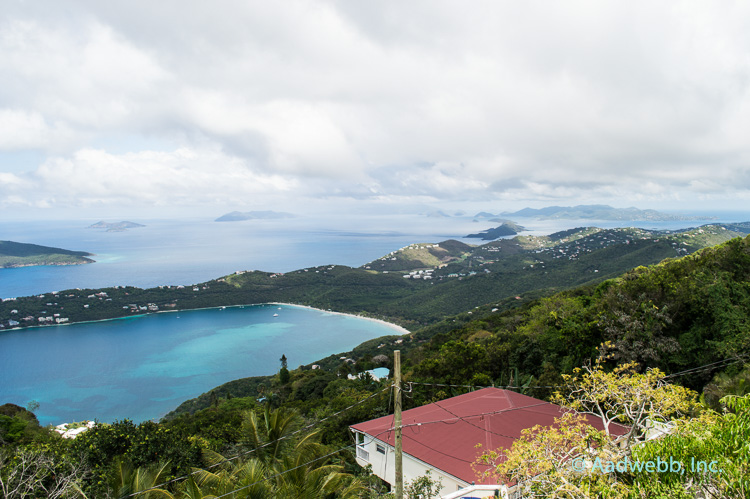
[0,216,485,299]
[0,304,402,425]
[3,214,747,299]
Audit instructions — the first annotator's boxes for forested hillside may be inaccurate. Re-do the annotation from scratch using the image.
[2,224,744,330]
[3,235,750,498]
[0,241,94,268]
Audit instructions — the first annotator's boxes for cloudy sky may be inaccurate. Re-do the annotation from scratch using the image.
[2,1,750,219]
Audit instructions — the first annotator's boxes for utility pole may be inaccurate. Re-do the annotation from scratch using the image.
[394,350,403,499]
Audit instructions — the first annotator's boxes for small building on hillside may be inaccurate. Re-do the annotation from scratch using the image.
[350,387,627,499]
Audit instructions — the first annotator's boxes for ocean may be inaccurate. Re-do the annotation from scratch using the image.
[2,212,748,425]
[0,304,404,425]
[3,213,746,299]
[1,216,485,298]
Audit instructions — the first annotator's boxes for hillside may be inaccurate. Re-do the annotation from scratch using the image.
[5,232,750,499]
[465,222,525,240]
[501,204,712,221]
[407,233,750,397]
[0,241,94,269]
[1,224,745,330]
[169,232,750,419]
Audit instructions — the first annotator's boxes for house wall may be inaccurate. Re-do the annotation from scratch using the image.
[353,431,470,495]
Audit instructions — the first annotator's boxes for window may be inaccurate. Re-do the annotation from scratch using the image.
[376,443,386,454]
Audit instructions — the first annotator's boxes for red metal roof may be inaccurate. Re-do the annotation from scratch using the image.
[350,387,627,484]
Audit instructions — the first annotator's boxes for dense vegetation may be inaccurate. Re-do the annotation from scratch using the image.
[2,224,744,331]
[0,241,94,268]
[3,230,750,497]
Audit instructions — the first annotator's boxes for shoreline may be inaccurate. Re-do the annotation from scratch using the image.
[268,302,411,336]
[1,301,410,336]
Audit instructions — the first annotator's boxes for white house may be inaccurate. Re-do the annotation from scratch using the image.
[350,387,627,499]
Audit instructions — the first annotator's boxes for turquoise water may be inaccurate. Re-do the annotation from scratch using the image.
[0,304,401,425]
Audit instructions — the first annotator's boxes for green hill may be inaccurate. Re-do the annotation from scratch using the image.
[0,241,94,269]
[164,230,750,418]
[1,224,744,330]
[407,233,750,397]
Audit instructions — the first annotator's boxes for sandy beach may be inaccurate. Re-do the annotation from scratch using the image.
[267,302,411,336]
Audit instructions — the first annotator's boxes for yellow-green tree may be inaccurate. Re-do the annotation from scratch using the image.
[554,359,696,446]
[475,360,696,498]
[629,393,750,498]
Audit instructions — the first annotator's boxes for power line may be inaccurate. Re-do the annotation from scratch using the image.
[213,402,559,498]
[123,385,390,498]
[432,399,520,440]
[401,433,476,464]
[212,424,407,499]
[399,401,550,432]
[663,355,748,379]
[406,381,566,390]
[212,442,358,499]
[125,356,748,496]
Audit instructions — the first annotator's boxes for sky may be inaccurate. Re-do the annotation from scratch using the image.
[1,1,750,220]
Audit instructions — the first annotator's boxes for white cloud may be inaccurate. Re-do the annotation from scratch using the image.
[0,109,75,150]
[1,146,296,209]
[2,1,750,214]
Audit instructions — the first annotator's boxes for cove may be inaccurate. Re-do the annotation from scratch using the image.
[0,304,403,426]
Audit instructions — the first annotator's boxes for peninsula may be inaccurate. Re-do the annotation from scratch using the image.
[2,223,748,331]
[0,241,94,269]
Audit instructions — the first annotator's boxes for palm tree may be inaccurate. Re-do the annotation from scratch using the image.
[184,409,367,499]
[179,451,271,499]
[109,459,175,498]
[271,448,367,499]
[241,406,301,464]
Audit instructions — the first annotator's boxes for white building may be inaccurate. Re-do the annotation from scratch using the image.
[350,387,627,499]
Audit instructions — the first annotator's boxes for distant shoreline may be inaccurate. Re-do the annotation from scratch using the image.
[268,302,411,336]
[2,301,410,336]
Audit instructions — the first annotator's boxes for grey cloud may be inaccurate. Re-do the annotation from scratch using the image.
[2,1,750,215]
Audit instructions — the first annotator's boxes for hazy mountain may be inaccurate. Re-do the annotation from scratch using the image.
[501,205,711,221]
[88,221,145,231]
[215,211,296,222]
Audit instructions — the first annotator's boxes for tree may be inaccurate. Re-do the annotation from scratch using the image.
[475,412,624,499]
[0,447,89,499]
[193,420,366,499]
[109,459,175,498]
[241,407,302,464]
[553,359,695,446]
[475,360,697,498]
[629,393,750,498]
[279,354,290,385]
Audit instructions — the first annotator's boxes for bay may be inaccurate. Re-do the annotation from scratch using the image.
[0,303,404,425]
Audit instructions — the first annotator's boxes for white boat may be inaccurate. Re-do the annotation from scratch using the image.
[273,313,279,317]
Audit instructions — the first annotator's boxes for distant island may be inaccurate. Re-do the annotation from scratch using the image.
[465,222,526,240]
[88,221,145,232]
[0,241,94,269]
[499,204,715,221]
[215,211,296,222]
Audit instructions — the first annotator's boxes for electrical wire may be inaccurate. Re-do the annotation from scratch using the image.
[125,356,748,496]
[123,384,390,498]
